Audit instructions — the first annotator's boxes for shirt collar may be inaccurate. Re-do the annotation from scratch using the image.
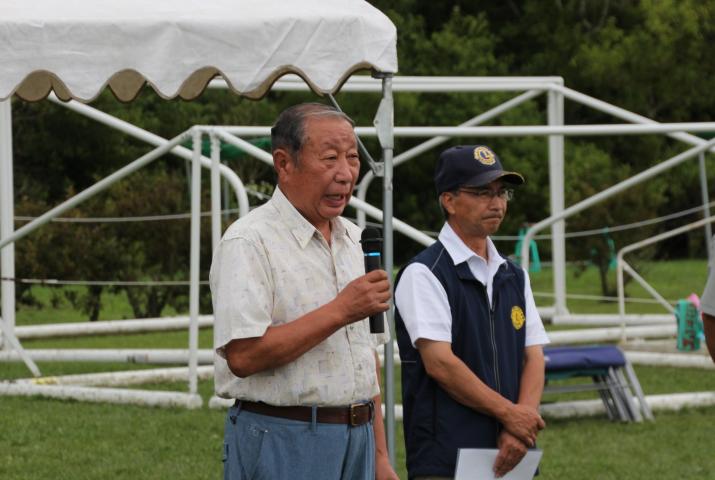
[438,222,506,269]
[271,186,356,248]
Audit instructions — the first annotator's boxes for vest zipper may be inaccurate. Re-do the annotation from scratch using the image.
[484,288,501,395]
[486,276,504,445]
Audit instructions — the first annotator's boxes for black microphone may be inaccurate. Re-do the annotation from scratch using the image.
[360,227,385,334]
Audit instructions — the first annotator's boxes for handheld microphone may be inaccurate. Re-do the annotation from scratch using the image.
[360,227,385,334]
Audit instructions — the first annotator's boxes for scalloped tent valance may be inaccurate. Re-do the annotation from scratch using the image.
[0,0,397,102]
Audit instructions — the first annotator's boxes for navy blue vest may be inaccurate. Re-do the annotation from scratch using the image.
[395,240,527,479]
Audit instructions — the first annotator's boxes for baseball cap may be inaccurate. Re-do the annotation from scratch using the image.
[434,145,524,194]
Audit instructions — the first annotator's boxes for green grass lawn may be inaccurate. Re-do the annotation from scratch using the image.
[15,286,139,325]
[529,259,709,315]
[2,364,715,480]
[0,391,224,480]
[20,329,213,350]
[2,260,715,479]
[538,408,715,479]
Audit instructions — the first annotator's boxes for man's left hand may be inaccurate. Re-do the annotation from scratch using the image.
[375,454,399,480]
[493,430,528,478]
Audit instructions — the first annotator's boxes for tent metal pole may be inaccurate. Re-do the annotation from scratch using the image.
[375,74,396,466]
[219,122,715,138]
[547,89,568,315]
[188,129,202,394]
[210,133,222,252]
[555,85,715,155]
[0,99,15,350]
[699,153,712,262]
[617,254,627,343]
[0,98,39,376]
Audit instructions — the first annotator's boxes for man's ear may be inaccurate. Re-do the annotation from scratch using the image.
[440,192,455,216]
[273,149,294,181]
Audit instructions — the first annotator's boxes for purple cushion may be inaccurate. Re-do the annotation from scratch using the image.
[544,345,626,372]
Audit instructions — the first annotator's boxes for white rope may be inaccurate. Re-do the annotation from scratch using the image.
[12,188,270,224]
[419,201,715,241]
[14,209,240,223]
[0,278,680,299]
[1,277,208,286]
[533,290,679,305]
[557,201,715,239]
[12,198,713,238]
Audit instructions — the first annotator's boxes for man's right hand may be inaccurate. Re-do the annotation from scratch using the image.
[493,430,528,478]
[501,403,545,447]
[334,269,391,324]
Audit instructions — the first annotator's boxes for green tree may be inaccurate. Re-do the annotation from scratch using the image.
[15,193,124,321]
[563,142,666,295]
[12,0,715,317]
[14,168,218,320]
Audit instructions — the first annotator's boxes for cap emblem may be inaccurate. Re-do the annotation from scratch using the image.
[474,146,496,165]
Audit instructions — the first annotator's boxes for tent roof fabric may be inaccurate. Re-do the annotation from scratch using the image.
[0,0,397,102]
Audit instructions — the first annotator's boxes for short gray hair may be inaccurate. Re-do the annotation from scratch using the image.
[271,103,355,164]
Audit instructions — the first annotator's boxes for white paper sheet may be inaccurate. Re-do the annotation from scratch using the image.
[455,448,543,480]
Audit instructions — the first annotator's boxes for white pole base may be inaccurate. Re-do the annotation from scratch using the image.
[0,383,203,409]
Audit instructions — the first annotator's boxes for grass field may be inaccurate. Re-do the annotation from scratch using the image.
[528,259,709,314]
[2,364,715,480]
[2,260,715,479]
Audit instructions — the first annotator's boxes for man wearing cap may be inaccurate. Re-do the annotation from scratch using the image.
[395,145,549,479]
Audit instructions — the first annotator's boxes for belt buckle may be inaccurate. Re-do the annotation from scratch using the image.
[349,403,364,427]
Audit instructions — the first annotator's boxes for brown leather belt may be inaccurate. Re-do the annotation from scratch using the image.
[238,400,374,427]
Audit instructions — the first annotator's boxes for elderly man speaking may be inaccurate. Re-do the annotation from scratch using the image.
[211,103,398,480]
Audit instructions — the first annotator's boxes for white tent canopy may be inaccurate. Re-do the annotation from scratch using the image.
[0,0,397,102]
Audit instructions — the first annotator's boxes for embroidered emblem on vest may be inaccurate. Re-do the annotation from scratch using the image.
[511,306,525,330]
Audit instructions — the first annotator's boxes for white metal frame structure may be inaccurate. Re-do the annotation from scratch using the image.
[519,85,715,272]
[0,125,254,408]
[616,215,715,342]
[210,75,714,324]
[2,75,715,451]
[5,78,714,354]
[204,76,715,430]
[208,75,576,318]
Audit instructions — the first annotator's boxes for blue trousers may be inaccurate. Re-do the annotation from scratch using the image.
[223,404,375,480]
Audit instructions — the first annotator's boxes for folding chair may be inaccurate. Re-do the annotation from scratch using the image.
[543,345,653,422]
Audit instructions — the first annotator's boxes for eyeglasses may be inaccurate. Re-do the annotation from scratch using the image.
[457,187,514,201]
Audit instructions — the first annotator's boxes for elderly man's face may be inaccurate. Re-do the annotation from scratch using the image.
[278,116,360,232]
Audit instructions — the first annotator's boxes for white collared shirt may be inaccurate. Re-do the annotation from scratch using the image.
[395,222,549,348]
[211,187,389,406]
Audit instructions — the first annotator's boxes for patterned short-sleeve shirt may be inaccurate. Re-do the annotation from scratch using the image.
[211,187,389,406]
